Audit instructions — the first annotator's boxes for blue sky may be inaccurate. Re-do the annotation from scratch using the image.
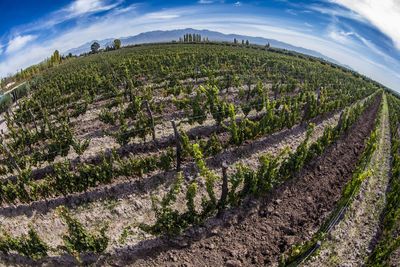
[0,0,399,91]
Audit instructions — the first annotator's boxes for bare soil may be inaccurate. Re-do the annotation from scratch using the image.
[389,247,400,267]
[308,94,390,266]
[0,108,340,266]
[100,95,381,266]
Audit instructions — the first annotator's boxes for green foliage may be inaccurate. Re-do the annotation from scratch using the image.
[204,85,229,125]
[238,164,257,197]
[192,144,219,213]
[279,123,314,180]
[72,138,90,157]
[185,181,198,223]
[115,123,130,146]
[13,228,49,260]
[367,93,400,265]
[228,164,245,206]
[303,92,318,121]
[99,108,116,125]
[57,206,108,260]
[0,94,12,113]
[124,95,142,119]
[159,148,175,172]
[0,43,383,255]
[180,130,192,158]
[256,153,282,193]
[203,133,222,156]
[188,87,207,125]
[0,227,48,260]
[113,39,121,49]
[91,42,100,53]
[141,172,185,236]
[227,104,240,145]
[283,92,382,266]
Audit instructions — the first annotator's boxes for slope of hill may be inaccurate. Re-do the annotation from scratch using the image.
[0,42,394,267]
[65,28,343,66]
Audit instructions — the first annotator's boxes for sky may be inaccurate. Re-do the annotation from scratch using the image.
[0,0,399,91]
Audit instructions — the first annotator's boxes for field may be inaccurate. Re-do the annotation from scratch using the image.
[0,42,398,266]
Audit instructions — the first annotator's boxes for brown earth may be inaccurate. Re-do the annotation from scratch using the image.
[389,247,400,267]
[0,104,339,267]
[101,95,381,266]
[0,110,337,219]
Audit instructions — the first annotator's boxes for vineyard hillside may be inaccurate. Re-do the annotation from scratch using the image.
[0,42,398,267]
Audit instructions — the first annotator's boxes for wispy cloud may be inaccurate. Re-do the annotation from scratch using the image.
[330,0,400,50]
[198,0,214,4]
[0,1,399,92]
[304,22,313,28]
[285,9,297,16]
[10,0,123,36]
[5,35,37,54]
[144,11,181,20]
[66,0,120,17]
[326,24,354,45]
[307,3,366,23]
[198,0,226,4]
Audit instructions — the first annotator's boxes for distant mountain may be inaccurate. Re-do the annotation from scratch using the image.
[65,38,115,56]
[64,28,344,67]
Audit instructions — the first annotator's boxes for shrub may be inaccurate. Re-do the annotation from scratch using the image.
[57,206,109,261]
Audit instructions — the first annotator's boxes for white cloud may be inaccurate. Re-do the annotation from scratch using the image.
[234,2,242,7]
[5,35,37,54]
[198,0,214,4]
[196,18,400,89]
[350,32,398,65]
[9,0,123,35]
[65,0,121,17]
[304,22,313,28]
[144,11,181,20]
[328,30,349,44]
[1,3,399,92]
[307,4,366,22]
[327,25,354,45]
[330,0,400,50]
[286,9,297,16]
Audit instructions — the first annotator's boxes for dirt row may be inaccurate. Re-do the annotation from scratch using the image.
[0,110,339,217]
[0,93,311,187]
[95,95,382,266]
[390,248,400,266]
[0,106,340,266]
[0,106,262,182]
[71,79,276,139]
[307,94,390,266]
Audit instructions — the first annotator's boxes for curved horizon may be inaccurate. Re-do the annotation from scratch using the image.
[1,0,399,91]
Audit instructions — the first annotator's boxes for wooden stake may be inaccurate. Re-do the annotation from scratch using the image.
[28,108,39,132]
[316,87,321,106]
[171,120,181,171]
[218,161,229,216]
[246,78,252,102]
[143,100,157,144]
[337,110,345,132]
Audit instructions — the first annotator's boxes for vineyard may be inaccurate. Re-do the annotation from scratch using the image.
[0,42,398,266]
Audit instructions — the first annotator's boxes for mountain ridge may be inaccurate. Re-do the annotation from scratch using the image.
[64,28,349,69]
